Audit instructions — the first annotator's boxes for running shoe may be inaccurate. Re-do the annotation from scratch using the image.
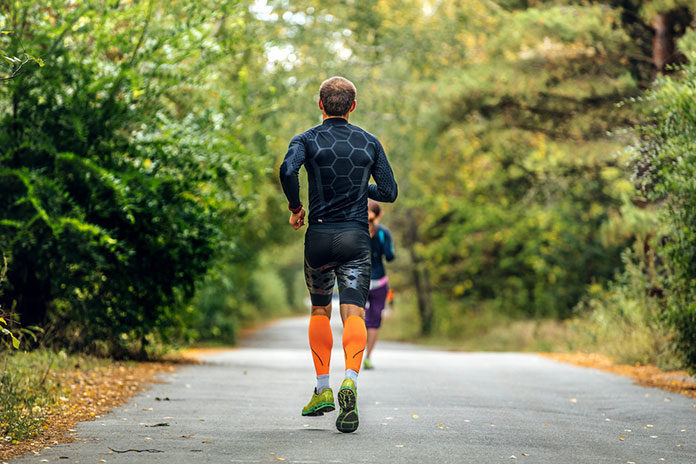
[363,358,374,370]
[302,388,335,416]
[336,379,359,433]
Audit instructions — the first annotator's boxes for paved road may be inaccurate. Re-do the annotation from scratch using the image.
[10,315,696,463]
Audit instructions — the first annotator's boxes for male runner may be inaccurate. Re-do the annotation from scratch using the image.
[279,76,397,433]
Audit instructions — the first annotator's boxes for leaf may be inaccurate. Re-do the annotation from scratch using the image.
[11,336,20,349]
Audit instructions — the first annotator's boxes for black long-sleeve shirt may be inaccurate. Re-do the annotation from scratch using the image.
[279,118,397,227]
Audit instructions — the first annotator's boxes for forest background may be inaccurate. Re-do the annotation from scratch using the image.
[1,0,696,383]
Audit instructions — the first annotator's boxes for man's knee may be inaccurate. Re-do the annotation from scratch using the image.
[311,304,332,318]
[340,303,365,321]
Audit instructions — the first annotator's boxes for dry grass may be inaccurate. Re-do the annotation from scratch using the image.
[543,352,696,400]
[0,357,179,462]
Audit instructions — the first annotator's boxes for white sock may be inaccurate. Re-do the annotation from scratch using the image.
[344,369,358,382]
[316,374,330,393]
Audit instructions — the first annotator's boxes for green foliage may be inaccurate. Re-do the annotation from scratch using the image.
[0,1,287,356]
[570,246,677,368]
[631,55,696,370]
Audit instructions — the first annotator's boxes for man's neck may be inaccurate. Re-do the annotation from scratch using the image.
[322,114,349,122]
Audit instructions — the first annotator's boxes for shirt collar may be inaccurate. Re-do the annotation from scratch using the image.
[322,117,349,125]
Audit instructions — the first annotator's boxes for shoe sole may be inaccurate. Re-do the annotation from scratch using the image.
[336,387,358,433]
[302,402,335,416]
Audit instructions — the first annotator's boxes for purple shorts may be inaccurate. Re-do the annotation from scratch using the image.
[365,282,389,329]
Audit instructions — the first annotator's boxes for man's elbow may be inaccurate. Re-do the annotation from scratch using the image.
[279,162,293,183]
[386,184,398,203]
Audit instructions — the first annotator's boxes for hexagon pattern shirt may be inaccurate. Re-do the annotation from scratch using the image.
[279,117,398,227]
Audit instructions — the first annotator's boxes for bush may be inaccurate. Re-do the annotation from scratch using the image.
[569,246,677,368]
[632,54,696,370]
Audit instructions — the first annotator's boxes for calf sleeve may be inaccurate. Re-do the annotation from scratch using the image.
[308,315,333,376]
[342,315,367,373]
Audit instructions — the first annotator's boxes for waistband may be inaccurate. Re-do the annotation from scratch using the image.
[369,275,389,290]
[307,221,368,233]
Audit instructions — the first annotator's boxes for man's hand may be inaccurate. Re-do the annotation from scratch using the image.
[289,207,306,230]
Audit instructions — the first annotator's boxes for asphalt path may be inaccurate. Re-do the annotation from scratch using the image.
[9,313,696,464]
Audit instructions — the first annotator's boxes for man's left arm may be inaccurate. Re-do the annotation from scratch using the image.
[279,134,307,229]
[368,138,398,203]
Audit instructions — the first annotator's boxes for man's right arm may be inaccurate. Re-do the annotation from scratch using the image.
[279,134,306,211]
[368,138,398,203]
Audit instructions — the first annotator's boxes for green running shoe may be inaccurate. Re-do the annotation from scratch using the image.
[363,358,374,370]
[336,379,359,433]
[302,388,335,416]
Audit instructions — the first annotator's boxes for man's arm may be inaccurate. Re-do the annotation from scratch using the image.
[279,135,307,229]
[368,139,398,203]
[279,134,306,211]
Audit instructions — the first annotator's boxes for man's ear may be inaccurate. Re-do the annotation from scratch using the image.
[349,100,356,113]
[318,99,324,111]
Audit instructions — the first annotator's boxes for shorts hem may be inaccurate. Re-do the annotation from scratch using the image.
[310,294,333,307]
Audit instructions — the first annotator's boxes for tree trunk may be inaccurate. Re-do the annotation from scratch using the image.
[403,209,434,336]
[652,13,674,75]
[411,260,434,335]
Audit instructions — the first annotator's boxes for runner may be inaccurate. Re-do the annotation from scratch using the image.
[362,199,395,370]
[279,76,397,433]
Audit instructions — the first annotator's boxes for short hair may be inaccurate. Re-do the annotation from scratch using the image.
[319,77,356,116]
[368,199,381,216]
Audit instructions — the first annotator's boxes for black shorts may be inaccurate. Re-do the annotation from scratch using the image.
[304,225,371,307]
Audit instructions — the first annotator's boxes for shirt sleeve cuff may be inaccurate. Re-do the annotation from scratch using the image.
[288,203,303,214]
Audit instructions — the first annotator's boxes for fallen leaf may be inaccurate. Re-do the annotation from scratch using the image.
[570,398,577,403]
[202,440,212,444]
[411,414,419,419]
[395,444,404,448]
[521,453,528,456]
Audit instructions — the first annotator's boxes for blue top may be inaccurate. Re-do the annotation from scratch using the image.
[279,118,398,228]
[370,225,394,279]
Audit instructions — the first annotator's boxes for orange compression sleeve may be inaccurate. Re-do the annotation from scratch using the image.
[308,315,333,376]
[343,315,367,373]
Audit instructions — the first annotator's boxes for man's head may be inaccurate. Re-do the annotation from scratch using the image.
[319,76,357,117]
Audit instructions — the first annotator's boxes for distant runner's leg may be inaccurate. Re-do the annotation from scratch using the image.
[364,284,388,365]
